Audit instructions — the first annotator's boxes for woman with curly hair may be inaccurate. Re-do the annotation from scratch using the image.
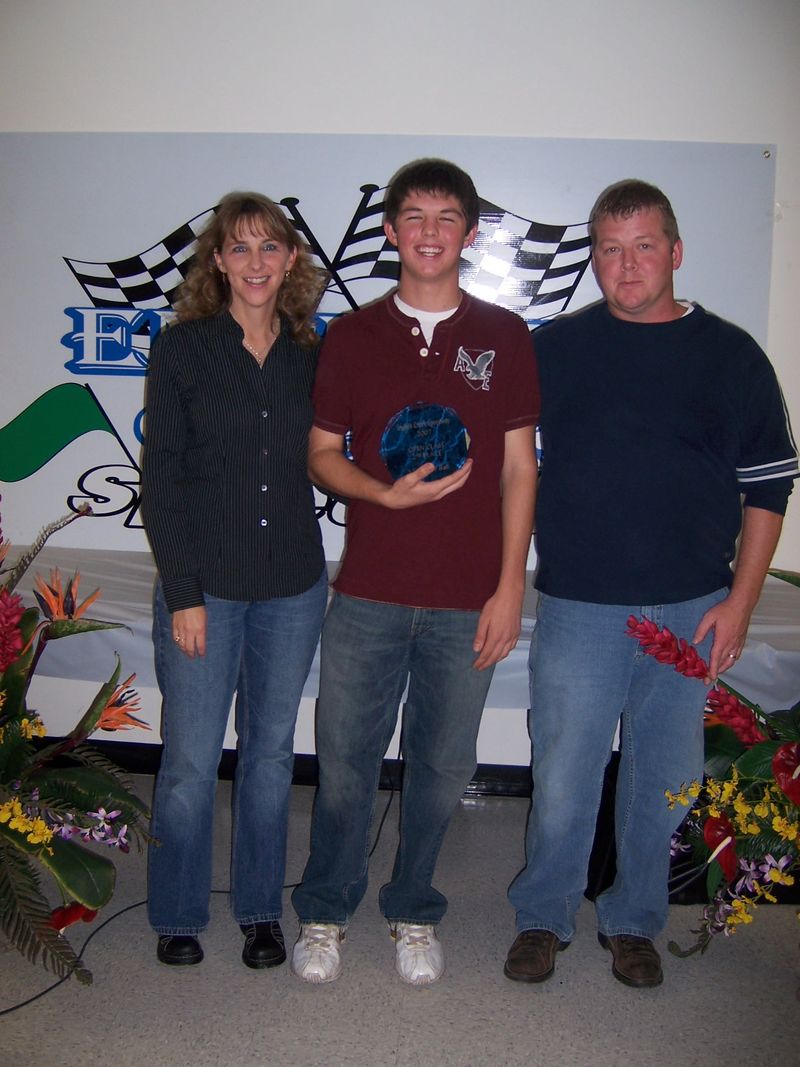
[142,192,328,969]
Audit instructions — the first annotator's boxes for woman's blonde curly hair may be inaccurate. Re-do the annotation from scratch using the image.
[174,191,327,348]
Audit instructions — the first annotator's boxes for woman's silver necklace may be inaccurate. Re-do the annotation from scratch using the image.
[243,318,279,366]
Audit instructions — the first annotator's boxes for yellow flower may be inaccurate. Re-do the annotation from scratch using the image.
[733,793,752,817]
[772,816,799,842]
[707,804,721,819]
[706,780,723,802]
[0,797,53,847]
[754,801,770,818]
[688,781,702,799]
[767,869,795,887]
[720,774,739,805]
[19,717,47,740]
[753,883,778,904]
[727,898,755,926]
[734,813,760,835]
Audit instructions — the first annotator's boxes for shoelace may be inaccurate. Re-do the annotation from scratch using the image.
[303,925,337,948]
[398,925,433,947]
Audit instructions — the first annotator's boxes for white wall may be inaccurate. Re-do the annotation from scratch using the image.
[2,0,798,566]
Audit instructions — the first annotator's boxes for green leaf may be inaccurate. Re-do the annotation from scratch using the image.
[667,935,709,959]
[763,707,800,742]
[734,740,782,780]
[0,822,116,908]
[705,859,725,900]
[44,618,125,640]
[68,656,123,741]
[703,725,746,779]
[768,568,800,589]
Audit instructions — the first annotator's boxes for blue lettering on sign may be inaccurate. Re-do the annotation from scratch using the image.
[61,307,175,376]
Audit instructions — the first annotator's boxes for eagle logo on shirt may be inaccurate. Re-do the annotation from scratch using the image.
[454,347,495,391]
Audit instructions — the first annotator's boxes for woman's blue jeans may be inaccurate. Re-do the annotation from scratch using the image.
[291,593,495,927]
[147,571,327,935]
[508,588,727,942]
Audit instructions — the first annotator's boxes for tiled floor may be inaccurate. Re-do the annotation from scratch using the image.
[2,778,797,1066]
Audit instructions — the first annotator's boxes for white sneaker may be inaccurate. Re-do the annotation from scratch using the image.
[392,923,445,986]
[291,923,344,983]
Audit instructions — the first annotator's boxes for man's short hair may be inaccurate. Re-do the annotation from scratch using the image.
[384,158,480,232]
[589,179,680,247]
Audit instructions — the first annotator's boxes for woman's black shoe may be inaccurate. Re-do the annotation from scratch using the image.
[241,921,286,969]
[157,935,203,966]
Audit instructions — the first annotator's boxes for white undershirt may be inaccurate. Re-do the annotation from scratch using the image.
[394,294,460,345]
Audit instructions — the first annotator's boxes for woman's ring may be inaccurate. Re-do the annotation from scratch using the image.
[175,635,184,644]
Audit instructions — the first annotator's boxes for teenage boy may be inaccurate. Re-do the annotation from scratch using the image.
[291,158,539,985]
[504,179,797,989]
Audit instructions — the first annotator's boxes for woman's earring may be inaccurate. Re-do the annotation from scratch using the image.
[284,270,291,281]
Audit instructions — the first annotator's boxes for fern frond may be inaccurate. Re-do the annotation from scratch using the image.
[0,837,92,984]
[69,742,138,794]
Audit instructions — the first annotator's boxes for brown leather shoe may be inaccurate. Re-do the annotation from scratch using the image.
[598,933,663,987]
[504,929,569,983]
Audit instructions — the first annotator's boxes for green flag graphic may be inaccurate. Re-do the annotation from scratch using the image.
[0,384,116,482]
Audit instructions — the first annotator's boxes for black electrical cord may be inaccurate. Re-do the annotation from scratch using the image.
[0,785,395,1016]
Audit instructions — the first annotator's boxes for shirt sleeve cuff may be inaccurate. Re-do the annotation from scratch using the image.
[742,478,795,516]
[160,575,206,613]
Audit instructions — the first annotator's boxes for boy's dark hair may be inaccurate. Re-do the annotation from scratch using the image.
[589,179,680,247]
[384,158,480,231]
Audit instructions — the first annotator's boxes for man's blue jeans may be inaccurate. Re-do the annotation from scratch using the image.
[292,593,495,926]
[508,588,727,942]
[148,571,327,935]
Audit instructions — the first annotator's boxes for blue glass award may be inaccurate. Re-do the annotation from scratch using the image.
[380,403,470,482]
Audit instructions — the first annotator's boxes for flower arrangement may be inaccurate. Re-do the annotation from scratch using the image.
[0,498,150,984]
[626,595,799,958]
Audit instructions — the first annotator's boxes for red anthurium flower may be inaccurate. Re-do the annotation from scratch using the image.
[48,902,98,932]
[703,813,738,882]
[772,742,800,806]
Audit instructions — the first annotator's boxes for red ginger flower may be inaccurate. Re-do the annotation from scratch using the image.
[0,587,25,671]
[705,686,767,747]
[625,615,708,679]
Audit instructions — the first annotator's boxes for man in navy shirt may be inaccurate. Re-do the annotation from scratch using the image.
[505,179,797,988]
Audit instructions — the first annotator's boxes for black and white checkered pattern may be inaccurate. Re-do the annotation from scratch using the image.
[329,188,591,322]
[64,192,591,323]
[64,208,218,309]
[328,185,400,287]
[461,202,592,325]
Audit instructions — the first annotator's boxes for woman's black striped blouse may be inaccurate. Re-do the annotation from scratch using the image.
[141,310,325,613]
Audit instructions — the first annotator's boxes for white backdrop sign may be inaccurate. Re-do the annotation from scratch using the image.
[0,133,776,561]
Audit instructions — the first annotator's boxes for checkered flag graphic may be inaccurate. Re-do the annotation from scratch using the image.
[462,203,591,325]
[328,185,400,286]
[329,187,591,323]
[66,202,333,311]
[64,208,218,309]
